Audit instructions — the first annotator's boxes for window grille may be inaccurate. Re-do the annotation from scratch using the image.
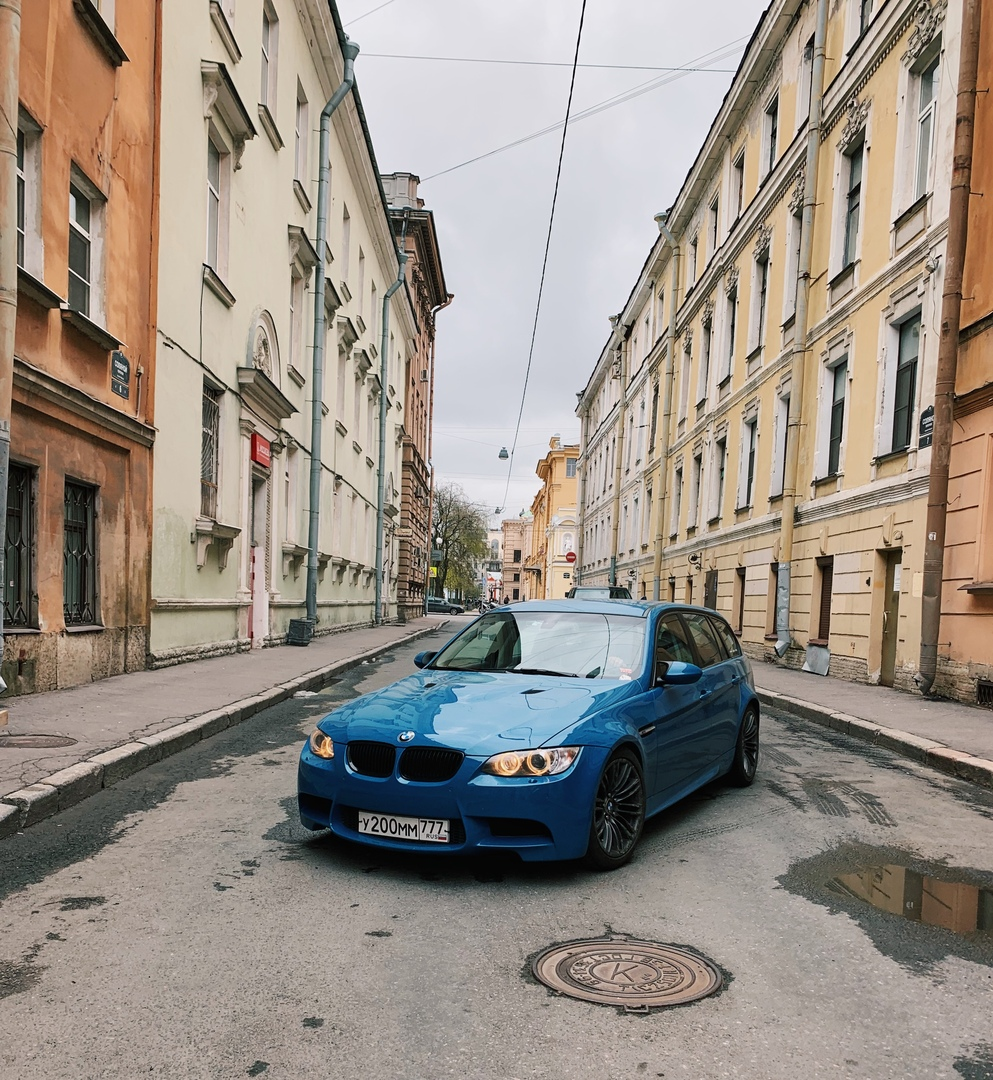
[64,481,96,626]
[201,384,221,518]
[5,463,33,627]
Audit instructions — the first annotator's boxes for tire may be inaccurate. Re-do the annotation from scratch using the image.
[585,748,646,870]
[728,706,760,787]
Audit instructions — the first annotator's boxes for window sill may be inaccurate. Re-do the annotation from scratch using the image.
[195,518,240,570]
[72,0,128,66]
[258,103,284,151]
[353,441,362,455]
[812,472,842,491]
[735,504,752,516]
[769,492,784,505]
[203,265,236,308]
[335,420,347,437]
[807,637,829,648]
[707,516,721,526]
[959,581,993,594]
[893,194,929,249]
[18,267,64,310]
[293,178,312,214]
[209,0,242,64]
[64,623,105,634]
[718,375,731,391]
[366,456,375,469]
[61,307,122,351]
[828,263,856,303]
[339,281,352,303]
[873,447,910,466]
[4,626,41,635]
[287,363,306,388]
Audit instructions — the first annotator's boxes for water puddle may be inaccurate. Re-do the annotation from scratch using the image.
[826,863,993,939]
[780,842,993,973]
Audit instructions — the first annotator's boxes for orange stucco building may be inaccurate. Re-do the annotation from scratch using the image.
[938,3,993,705]
[6,0,157,692]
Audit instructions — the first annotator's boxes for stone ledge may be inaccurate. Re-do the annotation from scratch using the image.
[44,762,104,810]
[0,802,20,840]
[3,783,59,827]
[88,741,161,785]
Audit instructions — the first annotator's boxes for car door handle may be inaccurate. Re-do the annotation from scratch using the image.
[639,723,656,737]
[699,688,712,699]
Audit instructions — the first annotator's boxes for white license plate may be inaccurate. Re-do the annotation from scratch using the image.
[357,811,450,843]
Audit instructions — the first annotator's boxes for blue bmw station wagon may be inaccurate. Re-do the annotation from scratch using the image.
[298,600,759,868]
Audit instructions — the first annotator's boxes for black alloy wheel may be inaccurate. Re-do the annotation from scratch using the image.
[728,707,759,787]
[586,748,645,870]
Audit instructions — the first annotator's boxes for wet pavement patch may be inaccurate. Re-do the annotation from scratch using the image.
[0,957,45,1000]
[530,936,724,1012]
[779,841,993,972]
[0,734,77,749]
[954,1042,993,1080]
[59,896,106,911]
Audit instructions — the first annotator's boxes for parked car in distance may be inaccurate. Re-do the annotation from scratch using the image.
[565,585,633,600]
[298,599,759,869]
[426,596,465,615]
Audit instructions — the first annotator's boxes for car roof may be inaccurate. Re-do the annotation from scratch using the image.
[489,599,733,622]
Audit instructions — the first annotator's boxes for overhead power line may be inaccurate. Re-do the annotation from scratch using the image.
[499,0,589,515]
[362,52,737,74]
[344,0,402,26]
[422,35,749,183]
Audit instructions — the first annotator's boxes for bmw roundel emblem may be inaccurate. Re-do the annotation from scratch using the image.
[398,731,415,743]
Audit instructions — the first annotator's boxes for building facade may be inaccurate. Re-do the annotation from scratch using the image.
[578,0,961,691]
[150,0,416,665]
[380,173,450,622]
[501,517,533,603]
[528,437,579,599]
[938,0,993,703]
[6,0,157,693]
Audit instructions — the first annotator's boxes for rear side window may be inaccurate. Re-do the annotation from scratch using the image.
[709,616,741,658]
[655,615,696,664]
[683,613,726,667]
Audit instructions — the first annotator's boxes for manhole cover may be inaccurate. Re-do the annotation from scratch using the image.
[0,734,78,749]
[531,937,722,1010]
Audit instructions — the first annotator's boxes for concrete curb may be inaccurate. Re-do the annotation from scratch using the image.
[757,688,993,791]
[0,623,440,841]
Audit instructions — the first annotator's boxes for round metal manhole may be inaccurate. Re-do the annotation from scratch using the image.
[0,734,78,749]
[531,937,722,1010]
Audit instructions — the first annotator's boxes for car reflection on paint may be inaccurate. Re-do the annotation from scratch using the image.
[297,599,760,869]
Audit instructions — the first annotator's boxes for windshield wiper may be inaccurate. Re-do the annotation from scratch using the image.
[506,666,578,678]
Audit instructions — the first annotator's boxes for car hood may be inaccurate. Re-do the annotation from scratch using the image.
[317,670,637,757]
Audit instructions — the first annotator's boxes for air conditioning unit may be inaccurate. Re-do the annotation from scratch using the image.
[419,369,429,381]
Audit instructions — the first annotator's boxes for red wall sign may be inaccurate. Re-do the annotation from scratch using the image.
[565,551,577,564]
[250,433,271,468]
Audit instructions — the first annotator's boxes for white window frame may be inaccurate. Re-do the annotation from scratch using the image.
[670,464,683,537]
[737,410,759,510]
[770,385,790,498]
[16,110,43,277]
[288,270,306,376]
[697,317,712,407]
[876,292,924,458]
[341,205,351,281]
[708,194,720,257]
[914,54,940,203]
[748,249,770,356]
[732,149,745,221]
[797,35,814,129]
[260,2,279,111]
[688,451,703,530]
[679,339,692,421]
[68,165,107,324]
[709,434,727,522]
[763,94,779,177]
[294,83,309,183]
[720,281,738,385]
[784,207,803,323]
[205,128,231,279]
[815,339,852,480]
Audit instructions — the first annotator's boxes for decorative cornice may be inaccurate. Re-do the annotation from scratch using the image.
[754,223,772,259]
[682,327,693,352]
[837,95,871,151]
[788,165,806,216]
[201,61,256,170]
[702,298,715,326]
[724,266,740,297]
[902,0,947,65]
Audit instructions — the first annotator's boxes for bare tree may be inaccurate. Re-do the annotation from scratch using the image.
[432,483,488,596]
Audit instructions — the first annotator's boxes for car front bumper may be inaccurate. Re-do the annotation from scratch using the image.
[297,742,610,862]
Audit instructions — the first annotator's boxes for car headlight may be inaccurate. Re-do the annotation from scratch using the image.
[308,729,335,759]
[481,746,580,778]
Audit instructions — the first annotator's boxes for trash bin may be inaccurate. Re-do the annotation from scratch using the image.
[287,618,313,646]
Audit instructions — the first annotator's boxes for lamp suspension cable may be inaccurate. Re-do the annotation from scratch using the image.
[498,0,589,515]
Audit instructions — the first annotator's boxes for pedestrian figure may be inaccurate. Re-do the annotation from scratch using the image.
[503,595,510,605]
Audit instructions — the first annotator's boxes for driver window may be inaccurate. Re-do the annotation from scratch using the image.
[684,613,725,667]
[655,616,695,664]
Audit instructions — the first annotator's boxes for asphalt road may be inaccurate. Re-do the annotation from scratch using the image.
[2,625,992,1080]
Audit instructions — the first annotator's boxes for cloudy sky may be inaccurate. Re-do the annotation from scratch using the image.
[336,0,770,523]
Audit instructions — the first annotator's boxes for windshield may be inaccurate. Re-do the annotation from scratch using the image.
[430,610,646,680]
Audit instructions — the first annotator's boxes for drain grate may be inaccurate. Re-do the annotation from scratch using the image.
[531,936,722,1010]
[0,734,78,749]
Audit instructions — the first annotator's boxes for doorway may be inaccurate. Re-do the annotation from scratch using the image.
[880,548,902,687]
[249,471,270,647]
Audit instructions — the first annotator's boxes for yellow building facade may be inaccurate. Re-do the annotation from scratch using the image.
[578,0,961,690]
[529,437,580,599]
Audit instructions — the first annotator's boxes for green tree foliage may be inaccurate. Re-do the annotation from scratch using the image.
[432,483,488,596]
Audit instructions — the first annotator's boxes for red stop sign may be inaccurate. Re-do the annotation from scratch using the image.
[565,551,577,564]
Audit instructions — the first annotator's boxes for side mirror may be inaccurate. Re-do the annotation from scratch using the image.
[413,651,437,670]
[654,660,703,686]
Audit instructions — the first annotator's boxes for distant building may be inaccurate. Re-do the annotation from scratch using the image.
[501,517,533,602]
[381,173,451,621]
[529,436,579,599]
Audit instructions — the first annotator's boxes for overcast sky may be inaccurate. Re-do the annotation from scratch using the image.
[336,0,770,525]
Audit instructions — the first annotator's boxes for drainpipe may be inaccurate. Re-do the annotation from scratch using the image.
[575,399,588,584]
[609,326,629,586]
[775,0,828,652]
[0,0,22,692]
[305,37,360,627]
[651,216,679,600]
[374,213,408,625]
[916,0,982,694]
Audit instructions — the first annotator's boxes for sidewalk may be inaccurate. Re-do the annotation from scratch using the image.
[752,661,993,790]
[0,617,448,839]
